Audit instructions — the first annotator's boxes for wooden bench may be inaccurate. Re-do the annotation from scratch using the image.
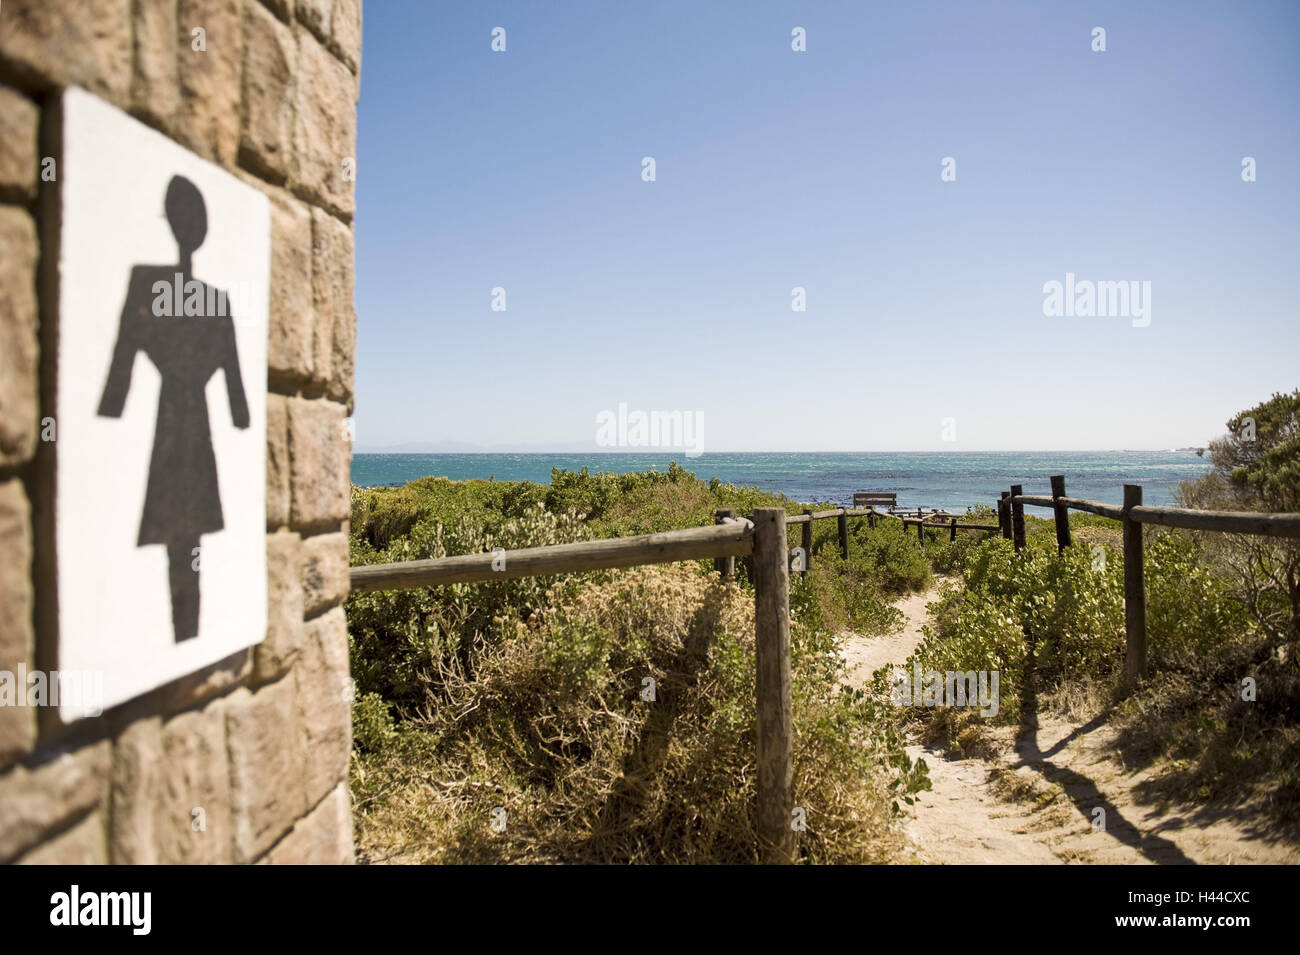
[852,492,897,509]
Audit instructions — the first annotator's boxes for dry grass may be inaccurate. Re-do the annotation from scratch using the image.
[1037,672,1115,726]
[915,706,999,760]
[352,564,922,864]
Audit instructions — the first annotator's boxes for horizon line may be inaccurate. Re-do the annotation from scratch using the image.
[353,448,1210,456]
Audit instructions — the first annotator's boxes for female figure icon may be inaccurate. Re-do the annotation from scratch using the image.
[97,175,250,642]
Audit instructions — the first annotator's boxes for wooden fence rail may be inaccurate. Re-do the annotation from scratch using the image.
[350,520,756,592]
[777,505,998,572]
[1002,475,1300,688]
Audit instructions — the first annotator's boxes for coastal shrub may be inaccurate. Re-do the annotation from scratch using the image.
[592,472,718,537]
[544,462,697,525]
[541,464,804,539]
[351,476,550,551]
[922,506,1000,575]
[351,564,929,863]
[347,503,592,711]
[794,552,906,637]
[840,518,931,595]
[1145,532,1249,665]
[1109,528,1297,825]
[350,484,430,550]
[892,529,1248,726]
[1177,390,1300,646]
[883,539,1099,726]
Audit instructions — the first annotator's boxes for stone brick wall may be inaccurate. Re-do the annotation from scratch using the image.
[0,0,360,864]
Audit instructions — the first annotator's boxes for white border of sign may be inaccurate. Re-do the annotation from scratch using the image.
[55,88,269,720]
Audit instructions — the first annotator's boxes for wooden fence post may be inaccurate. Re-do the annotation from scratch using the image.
[714,508,737,578]
[949,517,957,542]
[868,511,875,529]
[837,511,849,559]
[752,508,795,865]
[1010,485,1026,553]
[1122,485,1147,689]
[801,509,813,574]
[1050,475,1071,554]
[917,518,924,545]
[999,492,1011,540]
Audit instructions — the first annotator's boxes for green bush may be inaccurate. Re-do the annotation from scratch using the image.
[346,503,591,712]
[838,518,931,595]
[922,506,999,575]
[352,564,928,863]
[1145,532,1250,665]
[897,528,1248,725]
[1177,390,1300,645]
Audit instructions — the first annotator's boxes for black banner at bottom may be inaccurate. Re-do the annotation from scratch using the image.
[0,862,1282,940]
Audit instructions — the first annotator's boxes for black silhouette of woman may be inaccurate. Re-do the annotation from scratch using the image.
[98,175,250,642]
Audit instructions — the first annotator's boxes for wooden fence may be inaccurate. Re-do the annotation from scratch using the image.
[348,479,1300,863]
[350,501,922,863]
[998,476,1300,688]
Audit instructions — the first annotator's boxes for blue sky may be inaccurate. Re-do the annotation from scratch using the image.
[353,0,1300,452]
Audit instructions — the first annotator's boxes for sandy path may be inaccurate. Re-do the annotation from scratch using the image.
[840,586,939,689]
[840,581,1300,865]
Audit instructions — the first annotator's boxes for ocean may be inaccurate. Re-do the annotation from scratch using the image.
[350,451,1213,512]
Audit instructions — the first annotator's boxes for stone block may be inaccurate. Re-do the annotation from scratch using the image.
[253,531,302,683]
[0,480,35,769]
[240,0,298,180]
[288,398,349,531]
[311,208,355,406]
[225,679,306,862]
[295,0,333,44]
[0,0,131,104]
[0,740,111,863]
[130,0,181,129]
[266,188,316,382]
[267,394,291,528]
[159,697,232,864]
[292,30,356,218]
[0,85,39,200]
[16,810,107,864]
[263,781,353,863]
[176,0,244,168]
[158,647,251,715]
[0,208,38,468]
[294,607,351,806]
[109,716,162,864]
[330,0,361,74]
[301,531,348,617]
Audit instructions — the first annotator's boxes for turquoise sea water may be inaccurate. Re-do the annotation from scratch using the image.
[350,451,1212,512]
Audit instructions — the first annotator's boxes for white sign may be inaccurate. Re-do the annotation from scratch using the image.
[55,88,269,719]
